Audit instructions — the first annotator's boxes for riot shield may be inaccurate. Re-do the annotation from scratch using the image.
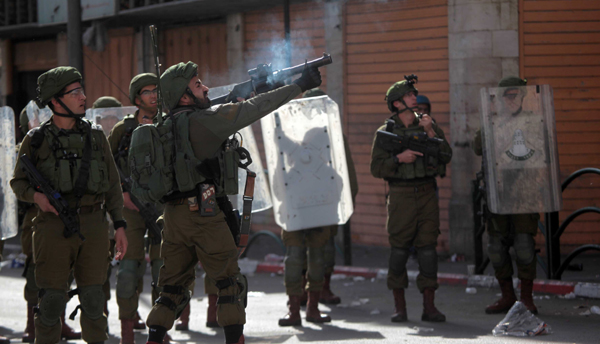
[260,95,354,231]
[25,100,52,129]
[209,85,273,212]
[0,107,18,240]
[480,85,562,214]
[85,106,137,136]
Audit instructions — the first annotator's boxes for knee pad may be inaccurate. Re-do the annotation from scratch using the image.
[307,246,325,280]
[514,233,535,265]
[151,259,163,292]
[117,259,141,299]
[38,289,67,327]
[487,235,509,268]
[156,285,191,319]
[284,246,306,284]
[79,285,105,320]
[216,273,248,308]
[417,245,438,280]
[389,247,410,277]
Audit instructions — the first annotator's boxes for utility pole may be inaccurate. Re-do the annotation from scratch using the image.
[67,0,83,72]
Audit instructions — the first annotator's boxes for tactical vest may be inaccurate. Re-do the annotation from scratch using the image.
[386,119,446,179]
[30,119,111,196]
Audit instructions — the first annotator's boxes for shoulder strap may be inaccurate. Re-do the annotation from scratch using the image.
[72,120,93,202]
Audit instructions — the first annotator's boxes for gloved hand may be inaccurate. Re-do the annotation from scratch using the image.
[293,65,322,92]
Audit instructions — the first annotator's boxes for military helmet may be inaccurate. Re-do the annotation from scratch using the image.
[160,62,198,110]
[302,88,326,98]
[498,76,528,97]
[93,96,122,109]
[37,66,82,106]
[129,73,158,105]
[385,74,418,112]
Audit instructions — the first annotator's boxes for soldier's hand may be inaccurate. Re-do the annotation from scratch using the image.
[396,149,423,163]
[33,192,58,216]
[123,192,140,212]
[293,65,322,92]
[419,114,434,132]
[114,227,128,260]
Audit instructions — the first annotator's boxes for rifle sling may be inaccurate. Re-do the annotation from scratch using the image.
[238,170,256,257]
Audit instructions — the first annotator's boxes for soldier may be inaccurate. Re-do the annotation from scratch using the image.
[142,61,320,344]
[473,76,539,315]
[370,76,452,323]
[10,66,128,344]
[416,95,431,116]
[17,106,81,342]
[103,76,167,344]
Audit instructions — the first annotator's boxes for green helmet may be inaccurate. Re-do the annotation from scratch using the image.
[92,96,122,109]
[129,73,158,105]
[385,75,418,112]
[498,76,528,97]
[302,88,326,98]
[160,62,198,111]
[37,66,82,106]
[19,107,29,136]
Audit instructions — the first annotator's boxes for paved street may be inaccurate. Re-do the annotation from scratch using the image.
[1,263,599,344]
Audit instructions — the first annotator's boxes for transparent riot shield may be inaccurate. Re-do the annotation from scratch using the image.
[0,107,18,240]
[261,95,354,231]
[85,106,137,136]
[25,100,52,129]
[209,84,273,212]
[480,85,562,214]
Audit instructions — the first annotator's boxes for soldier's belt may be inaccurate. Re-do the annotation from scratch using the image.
[79,203,104,214]
[167,197,187,206]
[388,182,436,194]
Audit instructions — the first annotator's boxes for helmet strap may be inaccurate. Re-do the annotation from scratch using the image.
[185,87,211,109]
[52,96,85,118]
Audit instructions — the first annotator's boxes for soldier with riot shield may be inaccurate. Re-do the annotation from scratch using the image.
[370,75,452,323]
[11,67,128,344]
[473,76,562,315]
[17,103,81,342]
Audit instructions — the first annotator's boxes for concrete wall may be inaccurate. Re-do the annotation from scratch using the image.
[448,0,519,257]
[323,0,345,116]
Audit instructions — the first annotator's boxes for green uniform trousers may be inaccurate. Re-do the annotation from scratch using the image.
[117,208,162,319]
[324,225,338,275]
[386,182,440,292]
[487,213,539,281]
[21,206,39,304]
[32,209,109,344]
[146,203,244,329]
[281,227,330,296]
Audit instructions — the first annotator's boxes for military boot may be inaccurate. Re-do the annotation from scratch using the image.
[520,279,538,314]
[206,294,220,328]
[134,311,146,330]
[278,295,302,326]
[485,278,517,314]
[421,288,446,322]
[391,288,407,322]
[319,274,341,305]
[305,291,331,323]
[22,304,35,343]
[61,312,82,340]
[120,319,135,344]
[175,304,190,331]
[0,336,9,344]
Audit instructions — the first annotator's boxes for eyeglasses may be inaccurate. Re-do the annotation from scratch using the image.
[140,88,158,96]
[61,87,85,98]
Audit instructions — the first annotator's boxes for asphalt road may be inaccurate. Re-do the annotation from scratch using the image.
[1,264,599,344]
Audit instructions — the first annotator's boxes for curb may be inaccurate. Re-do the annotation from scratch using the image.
[255,262,600,299]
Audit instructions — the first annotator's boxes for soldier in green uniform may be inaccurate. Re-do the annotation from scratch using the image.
[370,76,452,323]
[472,76,539,315]
[142,61,320,344]
[11,66,128,344]
[17,107,81,342]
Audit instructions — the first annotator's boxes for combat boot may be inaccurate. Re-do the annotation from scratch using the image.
[391,288,407,322]
[421,288,446,322]
[319,274,341,305]
[61,311,82,340]
[0,336,9,344]
[519,279,538,314]
[120,319,135,344]
[175,304,190,331]
[206,294,220,328]
[22,304,35,343]
[305,291,331,323]
[485,278,517,314]
[134,311,146,330]
[278,295,302,326]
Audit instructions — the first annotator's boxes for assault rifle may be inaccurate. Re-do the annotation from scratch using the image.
[375,128,451,168]
[212,53,333,105]
[116,167,163,245]
[20,154,84,241]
